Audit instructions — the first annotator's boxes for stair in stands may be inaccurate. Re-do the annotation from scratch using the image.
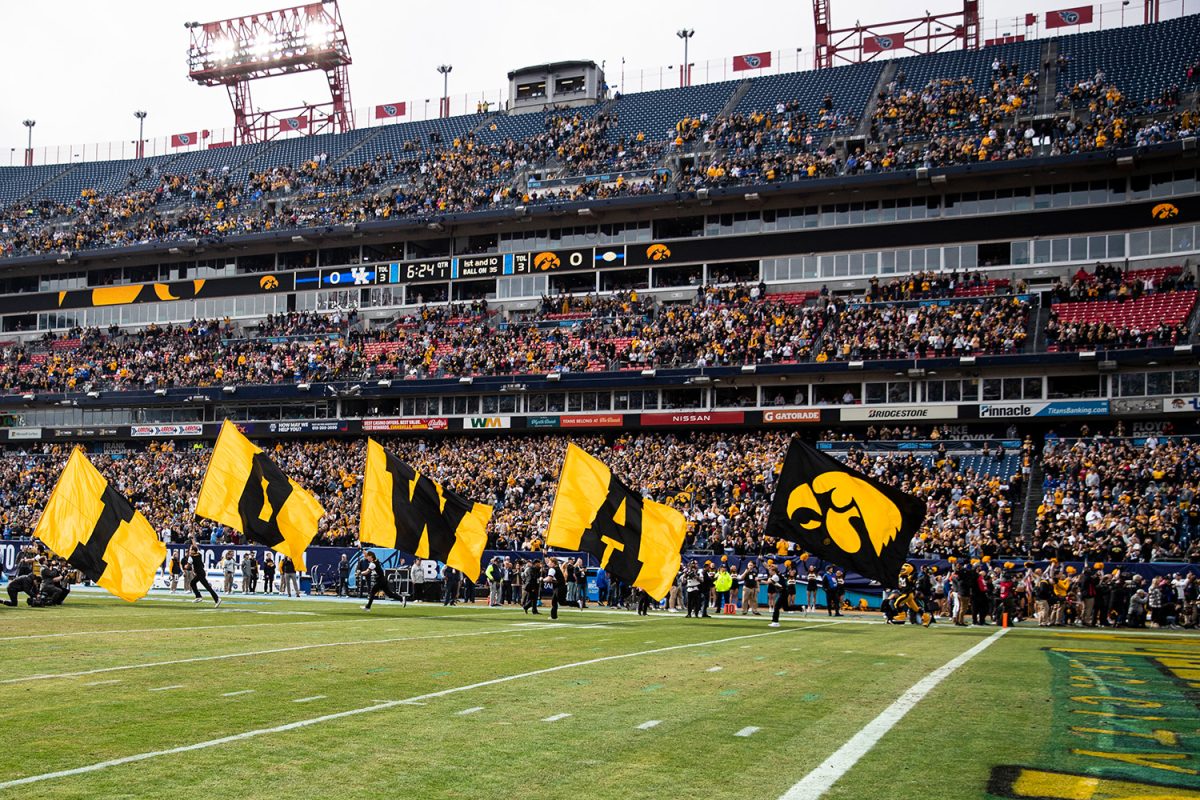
[328,126,388,168]
[9,164,79,208]
[1036,39,1059,116]
[1018,456,1043,551]
[718,80,753,118]
[854,61,898,138]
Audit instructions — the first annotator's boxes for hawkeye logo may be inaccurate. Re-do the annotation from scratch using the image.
[1151,202,1180,220]
[646,243,672,262]
[259,275,279,290]
[787,472,901,555]
[533,251,561,271]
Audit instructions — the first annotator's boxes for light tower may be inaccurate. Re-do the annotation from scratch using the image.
[185,1,354,144]
[437,64,453,118]
[676,28,695,87]
[134,111,148,159]
[22,119,35,167]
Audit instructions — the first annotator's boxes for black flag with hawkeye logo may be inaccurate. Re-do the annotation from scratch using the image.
[765,439,925,589]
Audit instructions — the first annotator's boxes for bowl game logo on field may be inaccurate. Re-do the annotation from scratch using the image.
[1151,202,1180,220]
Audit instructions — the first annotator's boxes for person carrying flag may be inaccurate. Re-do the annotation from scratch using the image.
[361,550,406,611]
[545,556,567,619]
[188,543,220,606]
[767,563,791,627]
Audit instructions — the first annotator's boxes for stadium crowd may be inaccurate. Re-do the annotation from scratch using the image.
[1,55,1195,259]
[816,296,1030,361]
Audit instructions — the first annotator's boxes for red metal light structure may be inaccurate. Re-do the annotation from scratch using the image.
[186,0,354,145]
[813,0,980,69]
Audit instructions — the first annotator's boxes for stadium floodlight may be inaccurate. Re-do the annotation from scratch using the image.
[741,364,756,374]
[577,208,594,216]
[186,1,354,144]
[959,356,976,365]
[153,388,168,396]
[640,369,657,378]
[458,376,474,385]
[848,360,864,369]
[222,385,237,394]
[297,382,312,391]
[676,29,695,86]
[86,391,102,399]
[1175,344,1194,353]
[21,393,34,401]
[1078,350,1097,361]
[546,372,562,382]
[377,379,392,388]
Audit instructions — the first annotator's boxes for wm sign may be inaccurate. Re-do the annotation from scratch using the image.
[467,417,511,429]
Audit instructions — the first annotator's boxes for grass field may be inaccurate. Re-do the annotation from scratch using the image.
[2,593,1199,800]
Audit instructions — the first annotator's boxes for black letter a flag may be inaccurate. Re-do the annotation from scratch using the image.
[33,447,166,602]
[546,443,686,601]
[359,439,492,582]
[195,420,324,570]
[765,439,925,588]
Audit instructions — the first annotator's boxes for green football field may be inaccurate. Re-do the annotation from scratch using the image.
[2,594,1198,800]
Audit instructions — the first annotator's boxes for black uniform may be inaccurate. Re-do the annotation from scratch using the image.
[771,570,791,623]
[522,563,542,613]
[4,573,39,606]
[636,587,653,616]
[363,560,405,609]
[547,564,566,619]
[190,551,220,603]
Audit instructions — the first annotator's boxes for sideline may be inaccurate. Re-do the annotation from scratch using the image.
[0,623,835,790]
[778,628,1009,800]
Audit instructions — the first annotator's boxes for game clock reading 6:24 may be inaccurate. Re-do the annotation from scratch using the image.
[391,260,451,283]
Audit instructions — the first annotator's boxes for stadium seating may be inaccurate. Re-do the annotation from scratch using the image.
[1049,290,1197,326]
[1054,15,1200,105]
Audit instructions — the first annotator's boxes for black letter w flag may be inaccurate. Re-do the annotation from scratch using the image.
[765,439,925,588]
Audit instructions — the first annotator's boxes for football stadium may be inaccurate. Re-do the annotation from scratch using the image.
[3,1,1200,797]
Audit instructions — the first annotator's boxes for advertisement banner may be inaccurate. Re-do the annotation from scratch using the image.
[362,418,449,432]
[1164,396,1200,413]
[131,424,204,437]
[840,405,958,422]
[977,400,1109,418]
[465,416,512,430]
[560,414,624,428]
[6,427,44,440]
[762,409,821,424]
[265,420,351,434]
[527,416,561,429]
[640,411,745,426]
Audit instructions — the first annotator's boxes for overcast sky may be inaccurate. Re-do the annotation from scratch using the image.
[0,0,1186,159]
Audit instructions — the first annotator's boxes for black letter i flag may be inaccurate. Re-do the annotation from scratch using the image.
[765,439,925,588]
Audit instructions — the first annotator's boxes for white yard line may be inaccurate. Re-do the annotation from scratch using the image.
[292,696,325,704]
[734,726,761,737]
[636,720,662,730]
[706,666,723,672]
[778,629,1008,800]
[148,685,183,692]
[0,626,545,685]
[0,618,392,643]
[221,690,256,697]
[541,713,571,722]
[0,623,833,789]
[456,707,485,715]
[83,679,122,686]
